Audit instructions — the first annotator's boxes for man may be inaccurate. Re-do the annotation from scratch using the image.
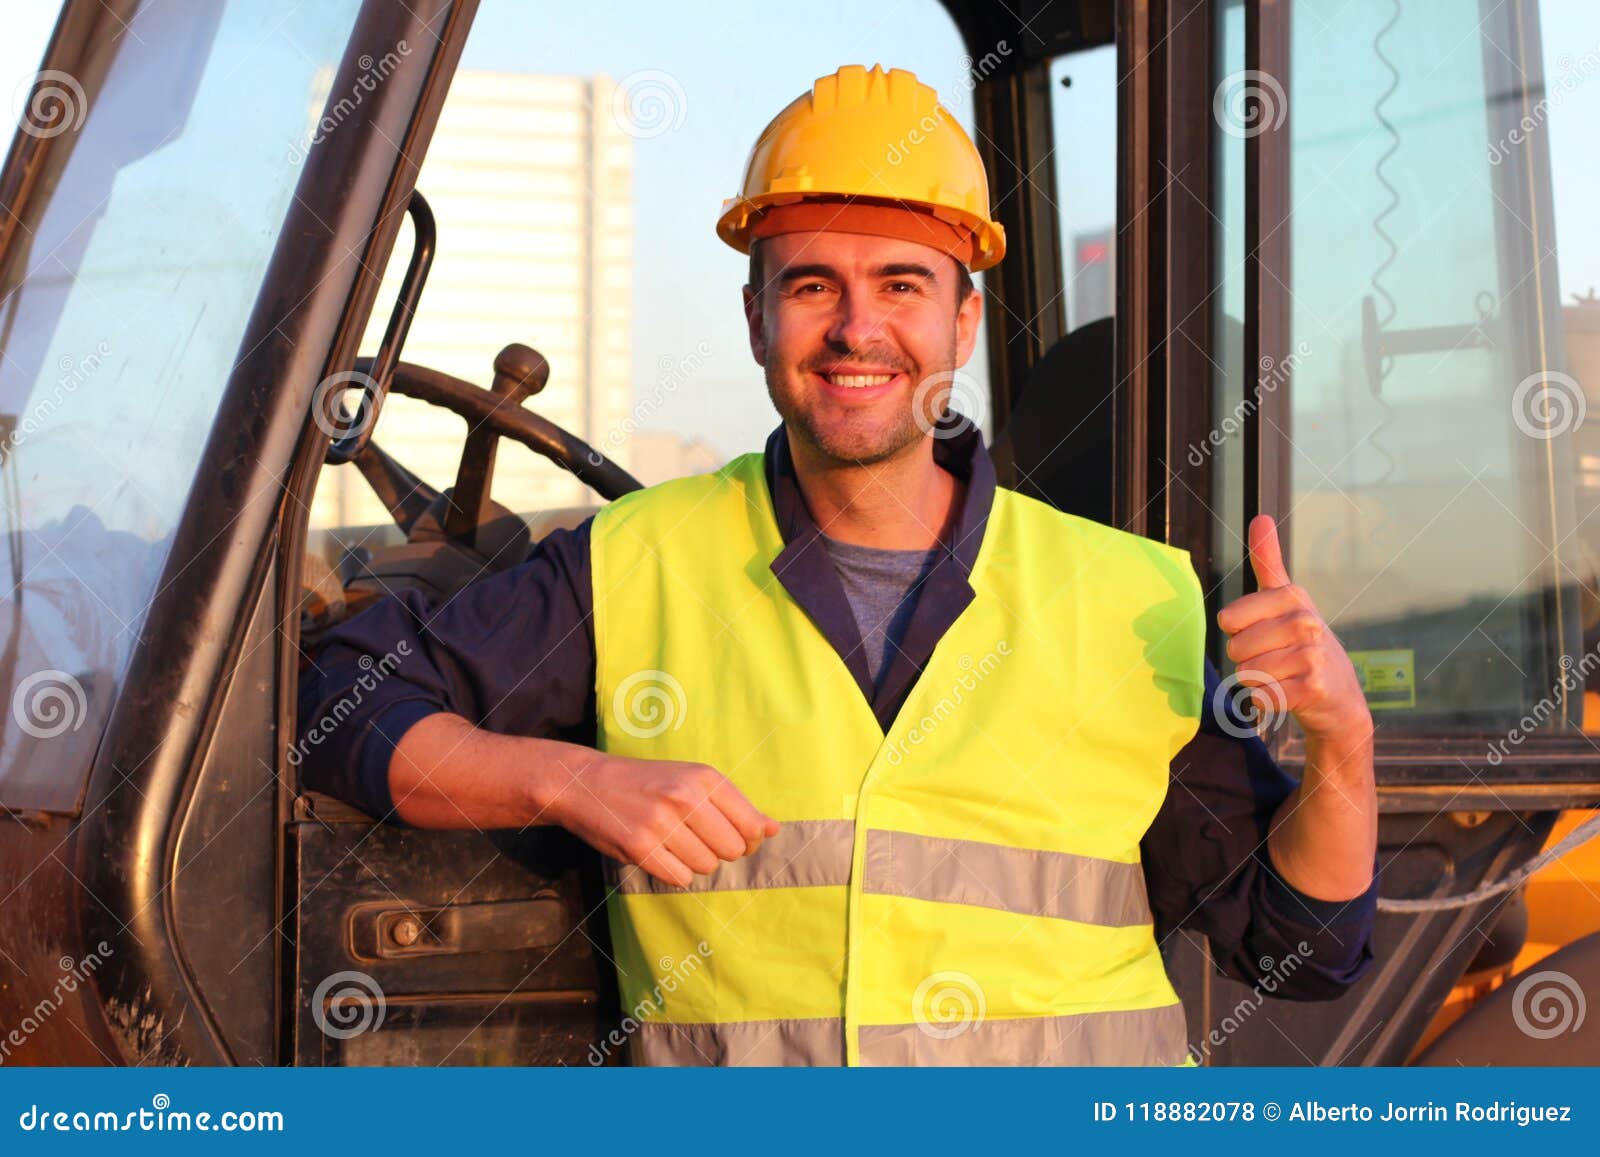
[298,65,1378,1066]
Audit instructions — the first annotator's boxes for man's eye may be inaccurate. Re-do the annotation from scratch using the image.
[886,281,920,294]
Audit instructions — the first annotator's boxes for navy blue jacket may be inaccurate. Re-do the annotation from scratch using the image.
[297,424,1378,1000]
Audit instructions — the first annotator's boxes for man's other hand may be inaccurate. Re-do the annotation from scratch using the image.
[543,751,781,888]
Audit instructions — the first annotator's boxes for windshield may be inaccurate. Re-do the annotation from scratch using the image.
[0,0,363,811]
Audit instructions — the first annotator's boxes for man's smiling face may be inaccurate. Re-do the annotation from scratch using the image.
[743,229,982,466]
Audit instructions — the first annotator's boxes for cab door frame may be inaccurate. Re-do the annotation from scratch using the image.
[1106,0,1600,1065]
[62,0,479,1065]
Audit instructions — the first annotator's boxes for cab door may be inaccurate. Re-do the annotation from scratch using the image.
[0,0,485,1064]
[1138,0,1600,1063]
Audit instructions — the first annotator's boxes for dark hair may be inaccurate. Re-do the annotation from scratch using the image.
[747,240,975,306]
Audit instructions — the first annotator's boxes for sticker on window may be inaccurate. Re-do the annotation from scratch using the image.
[1350,649,1415,711]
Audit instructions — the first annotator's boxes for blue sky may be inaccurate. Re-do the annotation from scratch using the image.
[6,1,1598,461]
[455,0,1007,457]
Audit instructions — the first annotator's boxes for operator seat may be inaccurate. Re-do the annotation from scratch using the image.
[990,317,1114,525]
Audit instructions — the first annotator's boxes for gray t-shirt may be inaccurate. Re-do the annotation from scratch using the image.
[820,534,943,692]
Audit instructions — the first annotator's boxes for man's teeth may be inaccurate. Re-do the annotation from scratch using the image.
[825,373,896,388]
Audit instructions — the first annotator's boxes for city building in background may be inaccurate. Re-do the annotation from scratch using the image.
[312,70,645,530]
[626,430,723,487]
[1069,227,1113,329]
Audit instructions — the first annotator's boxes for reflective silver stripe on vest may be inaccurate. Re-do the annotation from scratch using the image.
[632,1017,845,1065]
[862,829,1153,927]
[630,1006,1187,1066]
[857,1002,1189,1066]
[607,818,854,895]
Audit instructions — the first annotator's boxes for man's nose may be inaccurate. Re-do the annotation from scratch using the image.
[826,290,890,353]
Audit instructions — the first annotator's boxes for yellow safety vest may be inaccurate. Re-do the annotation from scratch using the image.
[589,451,1204,1065]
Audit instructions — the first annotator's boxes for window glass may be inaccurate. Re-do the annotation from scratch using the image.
[1050,45,1117,331]
[1213,0,1600,738]
[1210,2,1248,620]
[0,2,364,809]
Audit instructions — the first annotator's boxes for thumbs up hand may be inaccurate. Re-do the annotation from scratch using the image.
[1215,515,1371,744]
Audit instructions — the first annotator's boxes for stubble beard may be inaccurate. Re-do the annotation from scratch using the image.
[767,340,959,468]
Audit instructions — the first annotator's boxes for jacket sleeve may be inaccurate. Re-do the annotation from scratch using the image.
[1141,659,1378,1001]
[294,518,597,822]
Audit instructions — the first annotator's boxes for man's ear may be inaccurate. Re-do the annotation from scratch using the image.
[743,282,767,367]
[954,279,983,367]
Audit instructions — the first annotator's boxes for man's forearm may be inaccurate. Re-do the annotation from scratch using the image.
[1266,729,1378,902]
[387,711,589,829]
[386,712,781,887]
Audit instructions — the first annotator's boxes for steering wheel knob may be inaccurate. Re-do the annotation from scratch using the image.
[492,343,550,403]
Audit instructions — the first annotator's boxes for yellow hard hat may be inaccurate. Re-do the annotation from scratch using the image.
[717,64,1006,272]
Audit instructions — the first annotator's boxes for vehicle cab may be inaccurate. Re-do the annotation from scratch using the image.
[2,0,1598,1065]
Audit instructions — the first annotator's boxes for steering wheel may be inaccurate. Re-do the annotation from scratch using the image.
[340,345,642,543]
